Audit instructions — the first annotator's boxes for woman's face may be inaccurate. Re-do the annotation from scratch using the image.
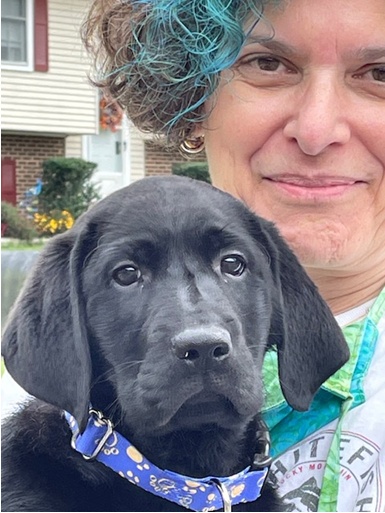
[204,0,385,272]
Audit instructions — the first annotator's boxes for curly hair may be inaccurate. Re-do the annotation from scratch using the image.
[82,0,273,149]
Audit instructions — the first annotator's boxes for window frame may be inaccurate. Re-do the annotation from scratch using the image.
[1,0,34,71]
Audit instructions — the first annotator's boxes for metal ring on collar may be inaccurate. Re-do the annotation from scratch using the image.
[209,479,232,512]
[70,409,114,461]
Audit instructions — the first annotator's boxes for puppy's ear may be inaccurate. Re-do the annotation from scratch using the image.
[1,222,96,431]
[254,219,350,412]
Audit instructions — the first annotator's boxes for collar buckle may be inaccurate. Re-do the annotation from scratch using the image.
[71,409,114,461]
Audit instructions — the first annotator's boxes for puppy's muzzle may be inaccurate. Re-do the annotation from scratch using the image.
[172,327,232,367]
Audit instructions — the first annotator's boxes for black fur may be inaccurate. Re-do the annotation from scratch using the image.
[1,176,349,512]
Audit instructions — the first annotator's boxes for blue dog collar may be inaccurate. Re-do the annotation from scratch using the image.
[65,409,271,512]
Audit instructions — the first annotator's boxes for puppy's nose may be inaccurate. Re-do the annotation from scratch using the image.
[172,327,232,364]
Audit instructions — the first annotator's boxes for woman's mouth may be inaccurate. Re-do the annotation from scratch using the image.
[264,175,365,201]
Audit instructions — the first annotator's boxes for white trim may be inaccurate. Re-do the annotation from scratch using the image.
[1,0,34,72]
[82,134,89,161]
[122,115,131,186]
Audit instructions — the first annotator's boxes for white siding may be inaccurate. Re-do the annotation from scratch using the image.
[1,0,98,135]
[130,127,146,182]
[65,135,83,158]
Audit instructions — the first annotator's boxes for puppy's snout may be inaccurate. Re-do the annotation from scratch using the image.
[172,327,232,365]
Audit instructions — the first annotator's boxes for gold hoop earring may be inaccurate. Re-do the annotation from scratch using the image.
[179,135,205,155]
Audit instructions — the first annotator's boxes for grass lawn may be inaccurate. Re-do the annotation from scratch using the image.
[1,240,47,251]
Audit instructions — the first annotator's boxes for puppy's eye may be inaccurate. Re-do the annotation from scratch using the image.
[112,265,141,286]
[220,255,246,277]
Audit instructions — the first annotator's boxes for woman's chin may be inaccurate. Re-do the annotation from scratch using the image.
[276,220,354,270]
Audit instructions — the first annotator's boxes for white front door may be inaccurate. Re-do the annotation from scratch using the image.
[86,125,130,198]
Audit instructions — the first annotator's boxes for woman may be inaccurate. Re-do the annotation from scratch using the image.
[69,0,385,510]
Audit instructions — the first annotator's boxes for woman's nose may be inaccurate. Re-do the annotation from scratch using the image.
[283,73,351,156]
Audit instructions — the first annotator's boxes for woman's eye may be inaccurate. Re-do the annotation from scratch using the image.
[237,54,294,73]
[232,53,300,86]
[351,65,385,98]
[251,56,281,72]
[112,265,141,286]
[372,67,385,82]
[220,255,246,277]
[353,65,385,83]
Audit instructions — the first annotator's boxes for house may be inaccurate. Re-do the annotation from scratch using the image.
[1,0,199,208]
[2,0,98,205]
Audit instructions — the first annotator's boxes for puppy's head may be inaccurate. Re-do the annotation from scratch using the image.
[2,176,349,433]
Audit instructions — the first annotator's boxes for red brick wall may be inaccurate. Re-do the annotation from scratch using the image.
[145,141,207,176]
[1,134,65,205]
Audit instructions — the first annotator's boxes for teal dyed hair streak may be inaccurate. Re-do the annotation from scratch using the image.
[83,0,273,148]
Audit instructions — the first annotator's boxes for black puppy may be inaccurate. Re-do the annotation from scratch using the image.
[1,176,349,512]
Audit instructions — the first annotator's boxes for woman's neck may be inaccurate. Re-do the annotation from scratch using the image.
[306,265,385,315]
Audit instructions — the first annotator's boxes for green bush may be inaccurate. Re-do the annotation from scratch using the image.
[172,162,211,183]
[38,157,100,220]
[1,201,39,241]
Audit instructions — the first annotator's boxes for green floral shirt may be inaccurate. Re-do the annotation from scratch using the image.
[262,288,385,511]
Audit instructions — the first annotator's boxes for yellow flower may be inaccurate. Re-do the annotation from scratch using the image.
[33,209,75,234]
[64,217,74,229]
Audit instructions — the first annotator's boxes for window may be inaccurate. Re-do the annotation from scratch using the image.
[1,0,48,72]
[1,0,34,70]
